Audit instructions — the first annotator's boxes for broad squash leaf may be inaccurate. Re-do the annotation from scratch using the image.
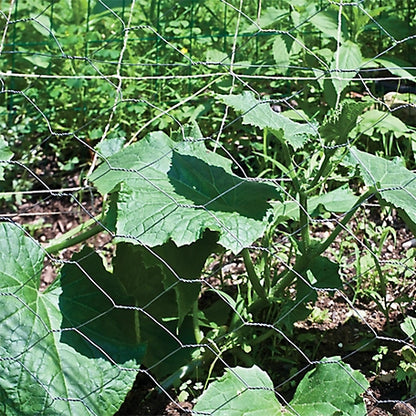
[59,246,145,363]
[289,356,369,415]
[193,365,283,415]
[194,358,368,416]
[90,131,280,254]
[0,223,143,415]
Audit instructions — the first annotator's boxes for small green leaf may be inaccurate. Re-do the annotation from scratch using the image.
[0,223,142,415]
[289,357,369,416]
[307,256,342,289]
[352,109,411,138]
[310,9,348,42]
[308,186,359,216]
[296,256,341,319]
[194,359,368,416]
[272,35,290,74]
[30,14,51,37]
[401,317,416,341]
[375,57,416,82]
[273,187,359,221]
[22,53,51,68]
[243,7,287,32]
[0,137,13,180]
[193,365,283,415]
[219,92,317,150]
[331,41,363,95]
[206,49,230,64]
[320,101,369,144]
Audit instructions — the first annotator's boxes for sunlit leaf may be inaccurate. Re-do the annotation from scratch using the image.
[219,92,317,150]
[90,131,280,254]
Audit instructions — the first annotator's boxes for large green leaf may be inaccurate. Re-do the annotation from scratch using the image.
[90,131,280,254]
[113,234,217,377]
[0,223,143,415]
[289,357,369,415]
[59,247,145,363]
[349,147,416,225]
[219,92,317,150]
[193,358,368,415]
[193,365,283,415]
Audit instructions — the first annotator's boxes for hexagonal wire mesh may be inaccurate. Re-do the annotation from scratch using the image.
[1,0,416,415]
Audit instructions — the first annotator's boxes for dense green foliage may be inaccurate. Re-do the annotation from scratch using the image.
[1,0,416,414]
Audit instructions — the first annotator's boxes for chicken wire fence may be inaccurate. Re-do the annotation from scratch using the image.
[1,0,416,415]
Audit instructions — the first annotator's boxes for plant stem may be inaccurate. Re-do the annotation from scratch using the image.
[306,148,336,194]
[45,213,106,255]
[280,140,310,252]
[298,191,310,250]
[272,252,309,296]
[263,128,268,158]
[311,188,375,258]
[280,140,301,193]
[242,248,267,299]
[192,301,203,344]
[272,188,376,296]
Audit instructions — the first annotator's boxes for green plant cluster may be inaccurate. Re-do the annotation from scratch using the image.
[1,0,416,415]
